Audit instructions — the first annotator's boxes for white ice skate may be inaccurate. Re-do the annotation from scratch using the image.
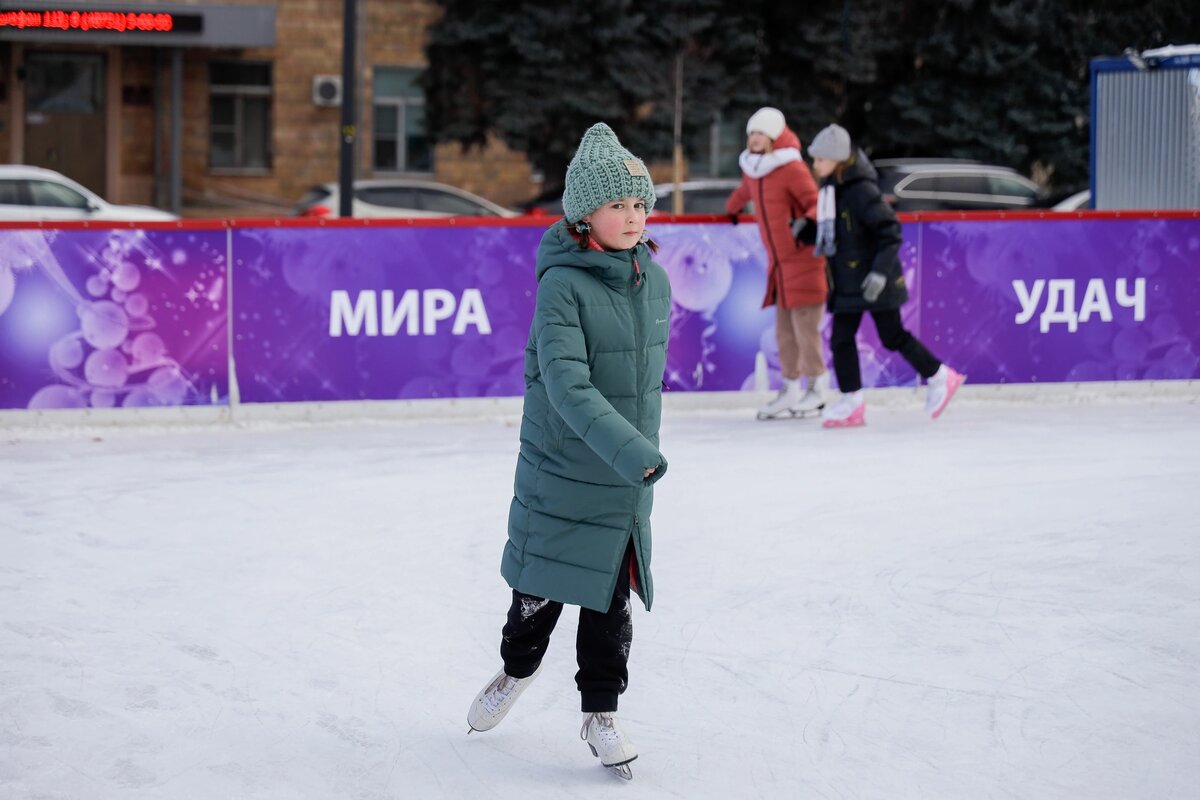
[757,377,823,420]
[925,364,965,419]
[466,664,542,733]
[757,378,801,420]
[581,712,638,780]
[791,373,830,416]
[821,390,866,428]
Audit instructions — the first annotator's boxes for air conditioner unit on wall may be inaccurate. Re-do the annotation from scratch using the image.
[312,75,342,107]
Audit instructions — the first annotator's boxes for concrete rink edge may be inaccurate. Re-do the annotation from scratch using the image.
[0,379,1196,437]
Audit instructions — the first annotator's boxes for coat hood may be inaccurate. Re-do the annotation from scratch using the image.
[535,218,647,286]
[773,127,801,151]
[832,147,879,187]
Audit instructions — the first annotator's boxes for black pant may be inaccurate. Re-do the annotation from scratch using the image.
[500,545,634,713]
[831,309,941,393]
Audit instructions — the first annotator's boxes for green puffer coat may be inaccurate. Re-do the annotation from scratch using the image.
[502,219,671,613]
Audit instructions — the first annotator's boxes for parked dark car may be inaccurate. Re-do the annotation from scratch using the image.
[873,159,1044,212]
[652,179,748,215]
[519,178,751,217]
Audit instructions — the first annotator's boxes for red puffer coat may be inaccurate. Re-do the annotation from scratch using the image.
[725,128,827,308]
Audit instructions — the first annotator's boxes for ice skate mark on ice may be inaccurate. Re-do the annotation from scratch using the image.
[1107,671,1148,689]
[519,597,549,620]
[3,621,61,640]
[109,757,157,789]
[125,685,159,710]
[989,643,1087,751]
[799,680,819,746]
[48,691,103,719]
[818,684,858,747]
[177,643,223,663]
[317,713,375,748]
[807,665,1016,700]
[703,656,790,704]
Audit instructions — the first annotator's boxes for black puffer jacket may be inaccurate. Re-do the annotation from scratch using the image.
[823,149,909,313]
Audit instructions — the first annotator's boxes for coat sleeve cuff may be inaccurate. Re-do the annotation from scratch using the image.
[611,437,667,487]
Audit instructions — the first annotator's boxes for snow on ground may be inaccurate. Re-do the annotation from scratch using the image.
[2,392,1198,799]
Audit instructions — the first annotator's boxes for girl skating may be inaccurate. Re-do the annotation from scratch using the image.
[725,107,830,420]
[807,123,965,427]
[467,122,671,780]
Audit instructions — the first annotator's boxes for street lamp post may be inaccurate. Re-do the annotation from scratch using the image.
[672,52,684,216]
[338,0,357,218]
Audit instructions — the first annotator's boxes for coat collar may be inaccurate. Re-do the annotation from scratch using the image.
[536,218,645,289]
[738,146,802,179]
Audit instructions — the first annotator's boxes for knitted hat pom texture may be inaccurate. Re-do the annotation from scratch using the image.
[808,124,852,162]
[562,123,656,223]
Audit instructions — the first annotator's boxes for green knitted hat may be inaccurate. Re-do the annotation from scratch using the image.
[561,122,656,223]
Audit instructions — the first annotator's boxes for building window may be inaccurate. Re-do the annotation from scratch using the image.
[373,67,431,173]
[209,61,272,170]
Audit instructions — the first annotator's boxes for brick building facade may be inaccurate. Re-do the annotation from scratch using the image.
[0,0,542,217]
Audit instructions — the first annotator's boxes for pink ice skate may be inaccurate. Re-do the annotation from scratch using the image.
[821,391,865,428]
[926,365,965,420]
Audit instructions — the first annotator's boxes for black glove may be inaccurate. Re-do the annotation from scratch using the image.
[790,217,817,246]
[861,271,887,303]
[728,213,739,226]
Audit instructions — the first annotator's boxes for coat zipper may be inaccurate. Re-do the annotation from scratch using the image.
[629,250,645,599]
[631,514,642,595]
[757,176,786,306]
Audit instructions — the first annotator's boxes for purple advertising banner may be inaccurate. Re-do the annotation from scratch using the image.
[651,223,921,392]
[5,216,1195,411]
[0,228,229,410]
[916,218,1200,383]
[230,221,922,404]
[231,225,540,402]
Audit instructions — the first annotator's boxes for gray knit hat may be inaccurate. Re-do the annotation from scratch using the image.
[562,123,656,223]
[808,124,852,162]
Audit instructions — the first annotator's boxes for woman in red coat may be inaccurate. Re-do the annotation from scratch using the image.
[726,107,829,420]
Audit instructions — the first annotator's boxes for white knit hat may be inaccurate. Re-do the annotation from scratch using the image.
[745,107,786,140]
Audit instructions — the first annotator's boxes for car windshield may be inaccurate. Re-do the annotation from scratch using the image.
[415,188,491,215]
[876,169,903,195]
[0,180,22,205]
[29,180,90,209]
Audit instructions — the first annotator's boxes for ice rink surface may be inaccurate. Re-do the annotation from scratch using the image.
[2,391,1198,799]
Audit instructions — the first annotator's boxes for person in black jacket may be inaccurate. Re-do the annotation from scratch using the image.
[807,124,965,427]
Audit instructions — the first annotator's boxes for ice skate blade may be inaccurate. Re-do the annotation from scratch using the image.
[756,407,823,421]
[588,744,637,779]
[822,416,865,429]
[607,762,634,780]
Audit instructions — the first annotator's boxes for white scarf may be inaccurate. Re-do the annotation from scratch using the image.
[814,184,837,257]
[738,147,802,179]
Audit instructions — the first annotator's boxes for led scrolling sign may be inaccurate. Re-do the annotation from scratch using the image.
[0,9,203,34]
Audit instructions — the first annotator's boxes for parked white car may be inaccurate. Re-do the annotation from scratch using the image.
[0,165,178,221]
[293,179,518,219]
[873,159,1044,212]
[1052,190,1091,211]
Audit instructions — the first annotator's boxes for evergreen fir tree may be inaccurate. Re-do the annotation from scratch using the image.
[425,0,758,197]
[424,0,1200,196]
